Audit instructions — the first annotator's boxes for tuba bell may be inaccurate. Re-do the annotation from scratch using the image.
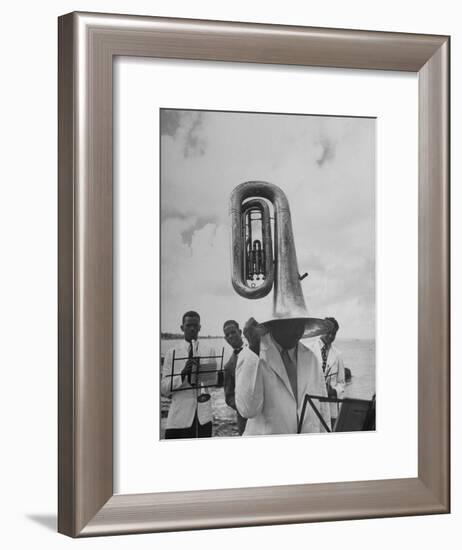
[229,180,328,336]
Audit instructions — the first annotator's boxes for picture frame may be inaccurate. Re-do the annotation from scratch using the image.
[58,11,450,537]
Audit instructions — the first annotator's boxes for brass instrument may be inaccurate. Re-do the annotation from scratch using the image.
[230,180,328,336]
[190,339,211,403]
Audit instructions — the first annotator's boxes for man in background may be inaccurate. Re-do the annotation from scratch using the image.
[222,320,247,435]
[309,317,346,428]
[161,311,216,439]
[235,317,331,436]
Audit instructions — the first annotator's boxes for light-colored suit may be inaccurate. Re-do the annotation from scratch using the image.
[308,339,346,420]
[235,334,331,436]
[161,340,216,429]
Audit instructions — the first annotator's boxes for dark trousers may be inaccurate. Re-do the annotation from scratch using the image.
[164,413,212,439]
[237,412,247,435]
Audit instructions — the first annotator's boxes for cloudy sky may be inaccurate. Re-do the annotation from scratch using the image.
[160,109,375,339]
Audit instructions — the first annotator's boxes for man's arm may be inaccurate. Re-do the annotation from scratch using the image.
[235,347,263,419]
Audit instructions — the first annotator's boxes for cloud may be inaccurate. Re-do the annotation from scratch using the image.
[160,110,182,137]
[161,208,218,247]
[183,113,206,157]
[160,206,189,222]
[314,137,336,167]
[180,216,218,247]
[160,109,206,157]
[160,111,375,338]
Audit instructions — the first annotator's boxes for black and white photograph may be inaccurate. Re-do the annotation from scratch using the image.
[160,108,376,439]
[1,1,454,546]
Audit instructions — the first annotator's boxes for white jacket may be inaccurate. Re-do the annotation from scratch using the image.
[235,334,331,436]
[161,340,216,429]
[308,339,346,419]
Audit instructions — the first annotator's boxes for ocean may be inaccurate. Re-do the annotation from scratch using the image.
[160,337,375,438]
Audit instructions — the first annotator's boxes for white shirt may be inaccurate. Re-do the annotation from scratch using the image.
[271,338,297,364]
[308,338,346,419]
[161,340,216,429]
[235,333,331,435]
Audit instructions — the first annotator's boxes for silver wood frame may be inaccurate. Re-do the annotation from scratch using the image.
[58,12,450,537]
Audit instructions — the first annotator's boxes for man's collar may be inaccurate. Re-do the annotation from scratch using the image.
[184,339,197,348]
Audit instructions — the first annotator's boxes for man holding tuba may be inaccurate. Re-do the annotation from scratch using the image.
[229,180,332,436]
[235,317,331,435]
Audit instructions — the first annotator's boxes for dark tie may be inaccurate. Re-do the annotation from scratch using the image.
[280,349,298,400]
[188,342,194,385]
[321,344,328,374]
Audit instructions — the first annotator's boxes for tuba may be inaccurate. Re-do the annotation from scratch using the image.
[229,180,328,336]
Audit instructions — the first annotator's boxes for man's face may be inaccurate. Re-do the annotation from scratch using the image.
[322,330,337,346]
[224,324,243,350]
[181,316,201,342]
[321,320,338,346]
[268,319,305,350]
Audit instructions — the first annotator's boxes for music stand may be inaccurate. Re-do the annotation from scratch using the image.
[334,396,375,432]
[164,347,226,397]
[298,393,375,433]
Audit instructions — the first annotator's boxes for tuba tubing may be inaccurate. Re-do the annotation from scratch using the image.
[230,181,309,320]
[235,197,273,298]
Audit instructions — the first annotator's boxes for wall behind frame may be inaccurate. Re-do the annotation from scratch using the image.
[0,0,459,548]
